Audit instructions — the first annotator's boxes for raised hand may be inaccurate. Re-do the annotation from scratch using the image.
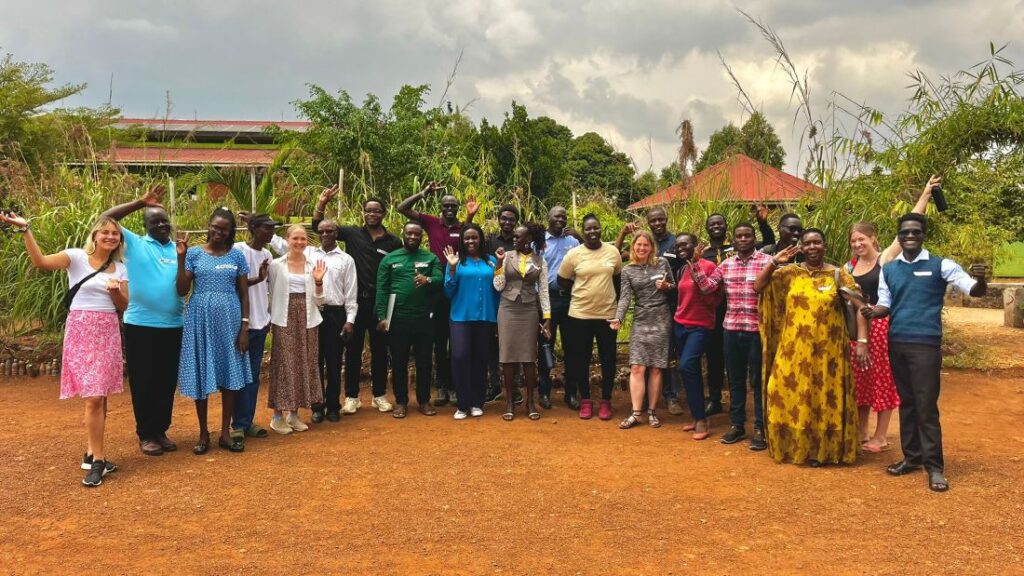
[466,195,479,218]
[923,175,942,198]
[622,222,637,235]
[141,185,165,207]
[693,242,708,259]
[175,231,189,256]
[756,202,769,222]
[422,181,446,196]
[312,259,327,283]
[237,211,252,226]
[318,184,339,207]
[0,211,28,229]
[773,243,801,265]
[443,245,459,267]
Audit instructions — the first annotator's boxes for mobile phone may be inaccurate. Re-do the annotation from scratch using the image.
[931,184,948,212]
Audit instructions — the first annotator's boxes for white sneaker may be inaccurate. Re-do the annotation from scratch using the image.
[372,395,394,412]
[270,417,292,435]
[287,413,309,432]
[342,397,362,414]
[453,410,468,420]
[470,407,484,417]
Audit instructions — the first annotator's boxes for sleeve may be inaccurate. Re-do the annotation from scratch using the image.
[557,249,576,280]
[757,218,776,248]
[120,226,141,250]
[690,260,722,294]
[876,268,892,308]
[837,266,858,292]
[115,262,128,281]
[443,263,458,299]
[269,234,288,255]
[343,257,358,323]
[185,247,198,273]
[235,249,250,276]
[941,259,979,294]
[493,254,507,292]
[416,212,440,229]
[615,267,632,323]
[375,256,391,319]
[538,259,551,318]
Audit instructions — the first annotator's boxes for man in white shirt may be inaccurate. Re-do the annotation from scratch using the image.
[230,214,277,441]
[309,219,358,421]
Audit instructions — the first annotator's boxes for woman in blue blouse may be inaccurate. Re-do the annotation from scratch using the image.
[442,223,499,420]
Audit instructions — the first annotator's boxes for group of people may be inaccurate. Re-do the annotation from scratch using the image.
[1,177,985,493]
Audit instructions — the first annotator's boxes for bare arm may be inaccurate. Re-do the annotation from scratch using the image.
[397,183,435,220]
[881,176,938,264]
[236,271,249,353]
[175,234,193,297]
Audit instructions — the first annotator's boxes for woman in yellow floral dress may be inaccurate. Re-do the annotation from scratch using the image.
[754,228,869,466]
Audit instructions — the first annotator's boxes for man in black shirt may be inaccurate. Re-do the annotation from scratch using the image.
[758,212,804,262]
[314,187,402,413]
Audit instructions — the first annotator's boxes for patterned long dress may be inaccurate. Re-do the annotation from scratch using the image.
[615,258,673,368]
[758,264,859,465]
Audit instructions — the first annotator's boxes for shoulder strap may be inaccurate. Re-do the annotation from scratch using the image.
[64,253,116,310]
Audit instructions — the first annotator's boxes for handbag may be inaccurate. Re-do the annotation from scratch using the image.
[63,254,115,310]
[833,268,859,341]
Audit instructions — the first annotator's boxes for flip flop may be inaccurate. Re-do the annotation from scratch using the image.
[683,423,696,432]
[502,412,515,421]
[245,424,268,438]
[528,411,540,421]
[862,441,891,454]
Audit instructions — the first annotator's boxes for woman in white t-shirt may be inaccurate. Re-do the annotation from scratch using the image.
[0,212,128,488]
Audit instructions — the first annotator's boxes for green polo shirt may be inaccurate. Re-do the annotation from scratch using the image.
[376,248,442,322]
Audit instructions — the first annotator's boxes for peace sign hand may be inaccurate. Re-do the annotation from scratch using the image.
[443,245,459,267]
[318,184,339,206]
[175,231,189,256]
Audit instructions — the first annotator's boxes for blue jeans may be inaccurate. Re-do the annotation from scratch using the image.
[673,323,709,420]
[723,330,764,430]
[232,327,268,431]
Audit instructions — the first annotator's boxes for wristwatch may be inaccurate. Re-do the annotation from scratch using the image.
[856,338,868,344]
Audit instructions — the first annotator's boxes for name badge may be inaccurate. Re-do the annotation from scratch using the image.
[663,252,677,259]
[650,274,665,281]
[745,276,757,282]
[913,271,933,277]
[414,262,429,269]
[449,233,460,238]
[159,257,176,265]
[215,264,238,271]
[818,285,833,292]
[377,248,390,256]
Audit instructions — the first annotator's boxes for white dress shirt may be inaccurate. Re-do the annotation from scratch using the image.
[876,249,978,308]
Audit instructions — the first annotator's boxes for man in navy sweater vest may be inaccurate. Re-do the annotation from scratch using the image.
[862,213,987,492]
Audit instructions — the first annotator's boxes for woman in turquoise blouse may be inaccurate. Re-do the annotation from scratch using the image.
[443,223,499,420]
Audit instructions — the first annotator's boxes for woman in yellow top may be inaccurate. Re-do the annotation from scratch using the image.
[754,228,868,466]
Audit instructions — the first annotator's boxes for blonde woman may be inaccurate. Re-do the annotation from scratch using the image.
[267,224,327,433]
[611,231,674,428]
[1,212,128,487]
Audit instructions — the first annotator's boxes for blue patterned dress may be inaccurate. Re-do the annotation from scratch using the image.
[178,247,252,400]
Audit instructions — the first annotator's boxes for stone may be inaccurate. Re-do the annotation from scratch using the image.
[1005,288,1024,329]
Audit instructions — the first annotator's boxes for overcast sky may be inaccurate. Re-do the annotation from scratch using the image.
[3,0,1022,176]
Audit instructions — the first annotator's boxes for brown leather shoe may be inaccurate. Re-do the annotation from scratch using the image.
[418,403,437,416]
[393,404,408,419]
[140,439,164,456]
[157,435,177,452]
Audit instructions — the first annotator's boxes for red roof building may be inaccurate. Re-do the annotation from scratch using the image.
[103,147,281,168]
[628,153,823,210]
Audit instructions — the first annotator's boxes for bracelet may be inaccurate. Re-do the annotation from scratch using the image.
[856,338,868,344]
[241,318,249,323]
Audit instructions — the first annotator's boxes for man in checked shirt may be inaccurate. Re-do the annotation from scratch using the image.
[716,222,773,451]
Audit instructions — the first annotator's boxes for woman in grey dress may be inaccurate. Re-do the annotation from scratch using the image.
[493,223,552,421]
[611,230,674,429]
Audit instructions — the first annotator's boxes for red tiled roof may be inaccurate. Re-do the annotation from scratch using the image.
[628,153,823,209]
[102,147,280,167]
[115,118,310,132]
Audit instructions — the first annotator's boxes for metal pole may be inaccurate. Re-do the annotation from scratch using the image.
[168,177,176,228]
[250,168,257,213]
[338,167,344,217]
[571,190,577,226]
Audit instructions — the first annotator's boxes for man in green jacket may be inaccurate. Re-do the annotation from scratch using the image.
[376,221,443,418]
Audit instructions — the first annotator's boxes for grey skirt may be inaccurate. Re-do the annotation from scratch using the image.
[497,299,540,363]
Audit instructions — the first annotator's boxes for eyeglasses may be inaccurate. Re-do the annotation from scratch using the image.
[364,208,384,215]
[897,229,924,237]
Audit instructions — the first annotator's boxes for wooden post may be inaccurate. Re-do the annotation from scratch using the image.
[250,168,257,213]
[338,167,344,217]
[168,177,176,228]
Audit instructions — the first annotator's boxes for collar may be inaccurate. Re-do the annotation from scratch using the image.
[143,234,172,246]
[896,248,930,263]
[314,245,344,256]
[733,250,761,262]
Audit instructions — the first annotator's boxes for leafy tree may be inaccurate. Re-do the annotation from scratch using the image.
[694,112,785,172]
[565,132,636,207]
[694,123,743,172]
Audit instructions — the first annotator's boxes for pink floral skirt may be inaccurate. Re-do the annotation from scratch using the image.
[60,310,124,399]
[850,316,900,412]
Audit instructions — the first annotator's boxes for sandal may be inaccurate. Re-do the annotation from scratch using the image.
[218,436,245,453]
[528,407,541,420]
[862,440,891,453]
[928,471,949,492]
[647,410,661,428]
[245,424,268,438]
[683,422,697,432]
[619,412,642,429]
[502,411,515,421]
[192,433,210,455]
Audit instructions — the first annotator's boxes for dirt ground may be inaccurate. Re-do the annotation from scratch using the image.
[1,356,1022,575]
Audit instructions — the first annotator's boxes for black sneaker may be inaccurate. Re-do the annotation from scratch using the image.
[433,389,450,406]
[720,426,748,445]
[538,394,552,410]
[311,410,325,424]
[325,410,341,422]
[82,460,108,487]
[81,453,118,473]
[749,430,767,451]
[565,394,581,410]
[483,388,502,405]
[704,401,724,416]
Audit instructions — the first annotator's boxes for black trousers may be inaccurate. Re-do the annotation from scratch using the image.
[390,317,434,406]
[889,341,945,472]
[539,289,573,398]
[450,321,494,411]
[703,304,726,405]
[318,305,347,412]
[564,316,617,401]
[345,297,389,399]
[124,324,183,441]
[432,297,452,392]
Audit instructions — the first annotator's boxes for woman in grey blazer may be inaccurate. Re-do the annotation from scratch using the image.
[493,223,552,420]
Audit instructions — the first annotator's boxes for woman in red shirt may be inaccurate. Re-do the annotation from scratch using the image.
[672,233,722,440]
